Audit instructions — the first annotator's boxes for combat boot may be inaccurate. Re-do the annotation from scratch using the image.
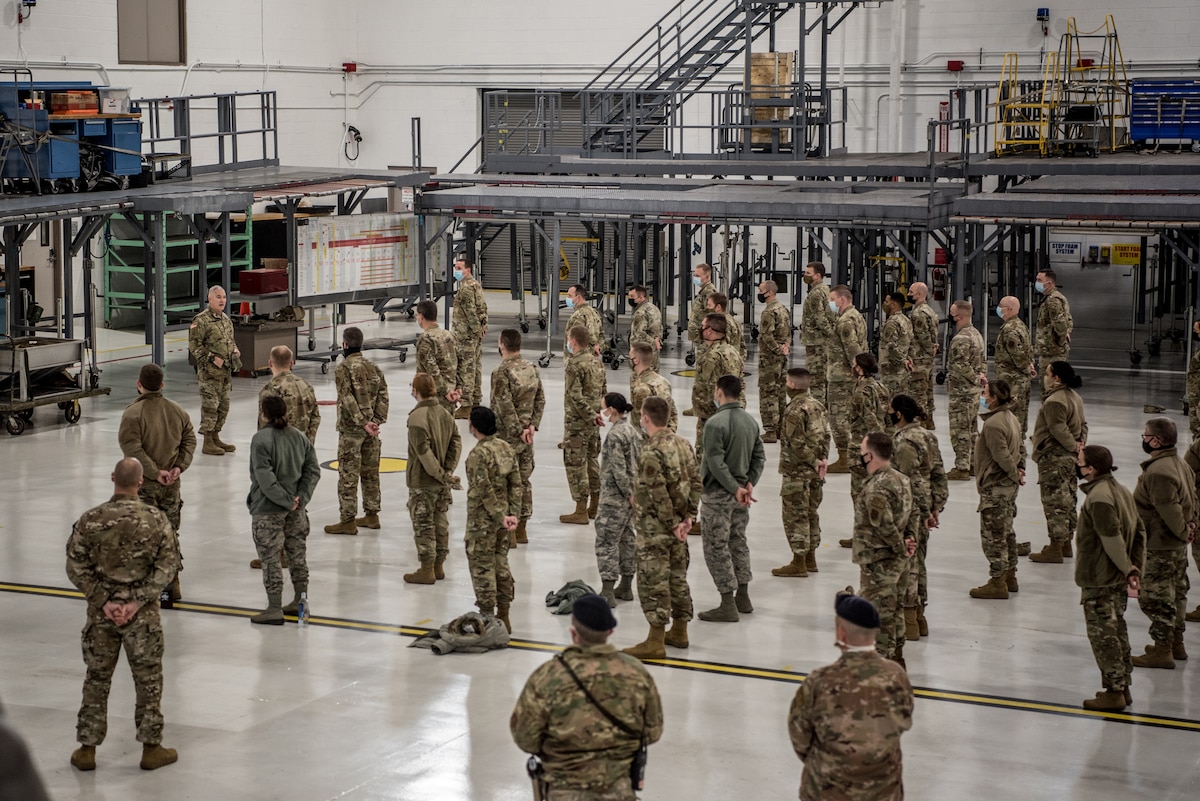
[403,561,437,585]
[453,406,471,420]
[1174,632,1188,661]
[496,603,512,634]
[735,583,754,613]
[838,538,853,548]
[805,551,819,573]
[211,431,236,452]
[614,575,635,601]
[1005,568,1019,593]
[1028,541,1064,563]
[664,618,689,649]
[761,431,778,444]
[1062,539,1073,558]
[682,407,695,417]
[623,625,667,660]
[515,519,529,544]
[168,576,181,601]
[201,435,225,456]
[324,518,358,535]
[433,557,446,581]
[689,521,702,537]
[508,530,518,548]
[825,455,849,474]
[1187,605,1200,623]
[903,607,920,640]
[771,555,808,577]
[249,553,288,570]
[355,512,381,529]
[560,499,590,525]
[139,744,178,770]
[945,467,971,481]
[1016,541,1032,556]
[1132,642,1175,669]
[587,495,599,520]
[251,592,285,626]
[916,605,929,637]
[1083,690,1127,712]
[600,580,617,608]
[70,745,96,771]
[282,584,307,615]
[969,576,1010,599]
[698,593,740,622]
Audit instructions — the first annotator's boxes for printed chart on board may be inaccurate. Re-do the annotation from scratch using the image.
[296,213,421,298]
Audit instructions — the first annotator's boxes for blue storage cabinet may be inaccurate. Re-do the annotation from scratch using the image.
[1130,79,1200,145]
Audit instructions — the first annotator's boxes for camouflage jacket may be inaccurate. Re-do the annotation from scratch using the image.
[947,325,985,392]
[878,311,913,377]
[688,281,717,342]
[801,281,834,345]
[564,350,606,430]
[452,278,488,342]
[850,377,890,444]
[600,416,642,500]
[630,369,678,433]
[566,303,604,352]
[759,299,792,359]
[416,325,460,400]
[258,370,320,442]
[725,312,747,362]
[1036,288,1072,359]
[407,399,462,489]
[635,430,701,535]
[788,649,914,801]
[994,316,1033,379]
[189,308,241,378]
[510,645,664,793]
[66,494,180,614]
[909,302,939,364]
[466,435,521,533]
[780,391,830,478]
[490,355,546,445]
[119,391,196,479]
[853,466,913,565]
[829,307,868,384]
[692,340,743,419]
[335,353,389,434]
[629,301,662,347]
[893,422,948,514]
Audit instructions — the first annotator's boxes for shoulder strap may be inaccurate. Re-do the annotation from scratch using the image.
[556,654,642,739]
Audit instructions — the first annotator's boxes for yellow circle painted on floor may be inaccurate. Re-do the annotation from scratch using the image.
[320,458,407,473]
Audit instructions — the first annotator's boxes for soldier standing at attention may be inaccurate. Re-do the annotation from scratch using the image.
[847,353,890,503]
[853,433,916,665]
[414,299,460,413]
[907,282,939,430]
[692,313,744,459]
[707,292,745,363]
[1181,404,1200,623]
[1186,324,1200,438]
[561,325,607,525]
[878,291,914,401]
[970,380,1024,601]
[1035,268,1073,377]
[452,257,488,420]
[512,594,664,800]
[800,262,835,405]
[945,301,986,481]
[1028,361,1087,563]
[491,329,546,545]
[1076,445,1144,711]
[825,285,867,473]
[258,346,320,442]
[788,593,914,801]
[772,368,829,578]
[402,373,462,586]
[994,296,1036,443]
[118,363,194,601]
[626,284,662,374]
[564,284,604,360]
[624,397,700,659]
[66,458,181,772]
[188,285,240,456]
[594,393,641,608]
[1131,417,1196,670]
[464,406,521,633]
[757,279,792,444]
[683,263,717,416]
[325,326,389,535]
[629,343,677,433]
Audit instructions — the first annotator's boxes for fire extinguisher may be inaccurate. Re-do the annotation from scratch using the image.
[932,267,947,301]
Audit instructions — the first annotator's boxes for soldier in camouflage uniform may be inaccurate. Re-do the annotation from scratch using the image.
[512,595,663,801]
[325,327,390,535]
[561,326,608,524]
[414,299,460,413]
[789,593,914,801]
[826,285,868,472]
[691,314,744,459]
[402,373,463,585]
[491,329,546,545]
[66,458,181,772]
[683,263,718,416]
[629,343,677,433]
[624,397,701,660]
[258,346,320,442]
[1035,268,1073,377]
[1076,445,1145,711]
[564,284,604,361]
[969,380,1024,602]
[907,282,940,430]
[848,353,890,502]
[594,393,642,607]
[188,285,241,455]
[772,368,830,578]
[757,280,792,443]
[801,262,835,405]
[945,301,986,479]
[464,406,521,632]
[852,433,916,664]
[627,284,662,374]
[452,257,488,419]
[994,296,1035,443]
[878,292,913,400]
[707,292,745,363]
[1186,322,1200,438]
[1029,361,1088,563]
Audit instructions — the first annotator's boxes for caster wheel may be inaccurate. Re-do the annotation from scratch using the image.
[5,415,25,436]
[64,400,81,424]
[379,314,386,322]
[16,408,34,422]
[602,353,612,364]
[935,371,946,386]
[398,351,407,363]
[538,319,547,330]
[537,355,551,368]
[308,338,317,351]
[321,362,329,374]
[610,358,621,371]
[520,323,529,334]
[406,309,414,318]
[1129,350,1143,366]
[685,353,696,367]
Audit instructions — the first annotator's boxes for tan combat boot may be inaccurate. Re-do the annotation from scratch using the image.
[249,553,288,570]
[623,625,667,660]
[969,576,1010,599]
[1028,541,1064,563]
[168,576,181,601]
[434,557,446,581]
[761,431,778,444]
[682,407,695,417]
[587,495,599,520]
[945,467,971,481]
[903,607,920,640]
[1083,690,1127,711]
[614,575,635,601]
[201,435,225,456]
[324,518,358,535]
[1004,568,1019,593]
[1132,642,1175,669]
[1016,541,1032,556]
[838,538,853,548]
[1174,632,1188,661]
[139,744,178,770]
[560,499,590,525]
[71,745,96,771]
[916,605,929,637]
[211,432,236,452]
[496,603,512,634]
[453,406,471,420]
[771,555,808,577]
[356,512,381,529]
[825,455,849,474]
[1186,605,1200,623]
[403,561,437,585]
[515,519,529,544]
[508,529,518,548]
[805,551,819,573]
[1061,538,1073,558]
[664,618,689,649]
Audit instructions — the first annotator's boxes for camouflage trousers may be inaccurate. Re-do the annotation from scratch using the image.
[1138,548,1189,643]
[251,510,310,599]
[947,386,979,471]
[197,373,231,435]
[563,426,601,502]
[1082,586,1132,691]
[595,491,636,582]
[636,527,693,627]
[826,380,853,454]
[513,439,535,521]
[805,344,827,405]
[1189,397,1200,440]
[408,487,451,563]
[337,431,382,520]
[903,515,931,608]
[849,461,867,503]
[909,360,935,422]
[465,525,514,611]
[1036,449,1078,544]
[139,480,183,533]
[544,785,636,801]
[997,370,1032,440]
[701,488,752,594]
[781,473,823,555]
[77,607,164,746]
[858,556,907,660]
[694,416,708,464]
[881,370,909,402]
[758,354,788,436]
[978,486,1018,578]
[457,338,484,407]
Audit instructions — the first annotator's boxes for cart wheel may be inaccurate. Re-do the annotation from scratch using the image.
[538,318,547,330]
[5,415,25,436]
[685,352,696,367]
[610,357,621,371]
[379,314,386,322]
[398,350,407,363]
[520,322,529,333]
[321,362,329,375]
[64,400,81,424]
[537,354,551,368]
[405,309,414,319]
[751,326,760,342]
[308,338,317,351]
[935,371,947,386]
[1129,350,1143,366]
[16,408,34,422]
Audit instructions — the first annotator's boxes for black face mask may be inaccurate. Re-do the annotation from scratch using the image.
[1075,465,1087,480]
[859,453,872,468]
[1142,440,1157,455]
[906,295,916,303]
[1193,331,1199,343]
[888,411,902,426]
[498,348,504,358]
[628,298,639,309]
[757,292,768,303]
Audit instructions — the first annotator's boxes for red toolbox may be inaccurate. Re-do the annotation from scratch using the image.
[238,268,289,295]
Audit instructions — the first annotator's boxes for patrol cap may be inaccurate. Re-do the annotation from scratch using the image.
[571,594,618,631]
[835,592,880,630]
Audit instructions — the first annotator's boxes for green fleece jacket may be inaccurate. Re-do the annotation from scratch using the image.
[247,425,321,516]
[1133,448,1197,550]
[702,402,766,495]
[1076,474,1145,589]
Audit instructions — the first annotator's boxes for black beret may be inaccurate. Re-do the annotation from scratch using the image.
[571,594,617,631]
[835,593,880,630]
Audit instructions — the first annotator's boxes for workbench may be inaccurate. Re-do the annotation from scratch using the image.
[233,320,302,377]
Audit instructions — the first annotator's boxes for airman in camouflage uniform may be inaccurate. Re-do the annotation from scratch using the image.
[1029,362,1088,562]
[707,292,746,363]
[594,395,642,606]
[1035,268,1073,370]
[564,284,605,360]
[826,285,868,470]
[66,458,181,772]
[970,382,1024,601]
[945,301,985,478]
[325,327,389,534]
[561,326,608,524]
[692,313,744,458]
[907,282,940,429]
[757,280,792,442]
[687,263,718,358]
[1186,323,1200,438]
[415,299,460,414]
[772,368,830,578]
[452,258,488,418]
[801,263,835,405]
[491,329,546,543]
[627,285,662,373]
[464,406,521,629]
[402,373,463,585]
[258,346,320,443]
[188,285,241,455]
[848,353,890,501]
[994,296,1035,443]
[878,292,913,400]
[629,343,677,433]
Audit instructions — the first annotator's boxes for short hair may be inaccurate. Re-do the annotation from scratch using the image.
[138,363,164,392]
[830,284,852,301]
[269,345,294,369]
[568,325,589,347]
[113,457,143,488]
[642,396,669,427]
[988,378,1012,406]
[951,300,972,316]
[761,280,777,295]
[708,292,728,312]
[863,432,893,461]
[854,352,878,375]
[412,372,436,399]
[1145,417,1178,447]
[570,283,588,299]
[787,367,812,383]
[886,291,906,306]
[470,405,497,436]
[630,342,654,362]
[1038,268,1057,282]
[703,313,727,336]
[261,395,288,429]
[207,285,225,297]
[499,328,522,353]
[890,393,925,422]
[629,284,648,297]
[1048,360,1082,389]
[715,374,742,400]
[571,616,609,645]
[1081,444,1116,475]
[416,300,438,322]
[602,392,633,415]
[695,262,712,278]
[455,256,474,271]
[343,326,364,349]
[805,261,827,278]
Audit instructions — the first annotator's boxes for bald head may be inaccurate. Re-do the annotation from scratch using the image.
[908,282,928,303]
[112,457,144,493]
[999,295,1021,320]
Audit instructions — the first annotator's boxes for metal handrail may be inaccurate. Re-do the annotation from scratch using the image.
[136,90,278,174]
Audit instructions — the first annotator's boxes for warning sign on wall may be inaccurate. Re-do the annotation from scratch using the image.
[1111,244,1141,265]
[1049,242,1081,262]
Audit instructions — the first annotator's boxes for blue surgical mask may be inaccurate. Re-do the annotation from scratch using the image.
[995,306,1004,319]
[829,301,838,314]
[453,269,464,282]
[979,396,989,412]
[1035,281,1045,294]
[692,276,702,288]
[566,340,574,354]
[564,296,575,309]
